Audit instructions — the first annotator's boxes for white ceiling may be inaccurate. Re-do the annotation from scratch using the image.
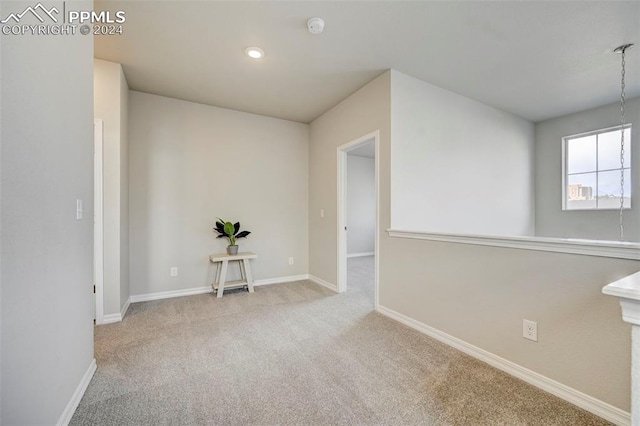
[95,1,640,124]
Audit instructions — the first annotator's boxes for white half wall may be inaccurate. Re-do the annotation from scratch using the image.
[94,59,130,318]
[347,154,375,255]
[381,235,637,415]
[1,5,95,423]
[535,97,640,242]
[390,70,535,237]
[309,68,636,418]
[128,92,309,296]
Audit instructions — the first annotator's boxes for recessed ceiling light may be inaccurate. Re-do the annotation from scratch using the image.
[245,47,264,59]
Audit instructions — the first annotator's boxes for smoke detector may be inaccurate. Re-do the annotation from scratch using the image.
[307,17,325,35]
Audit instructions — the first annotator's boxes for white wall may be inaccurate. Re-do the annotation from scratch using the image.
[128,92,309,297]
[347,154,375,255]
[0,5,95,423]
[94,59,130,317]
[535,98,640,242]
[309,68,635,414]
[390,71,535,236]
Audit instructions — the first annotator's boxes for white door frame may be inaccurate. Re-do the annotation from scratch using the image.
[337,130,380,308]
[94,119,105,325]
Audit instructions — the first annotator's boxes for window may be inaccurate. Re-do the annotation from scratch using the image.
[563,125,631,210]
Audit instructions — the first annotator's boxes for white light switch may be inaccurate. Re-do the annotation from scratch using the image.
[76,199,83,220]
[320,209,325,218]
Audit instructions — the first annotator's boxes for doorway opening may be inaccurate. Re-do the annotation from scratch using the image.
[337,130,379,308]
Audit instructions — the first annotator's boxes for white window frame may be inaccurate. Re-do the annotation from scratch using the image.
[562,124,632,211]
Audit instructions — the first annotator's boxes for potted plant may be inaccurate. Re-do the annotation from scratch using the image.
[213,218,251,255]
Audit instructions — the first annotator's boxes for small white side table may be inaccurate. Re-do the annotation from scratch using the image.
[209,252,257,298]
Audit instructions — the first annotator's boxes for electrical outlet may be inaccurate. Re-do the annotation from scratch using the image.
[288,257,294,265]
[523,319,537,342]
[170,267,178,277]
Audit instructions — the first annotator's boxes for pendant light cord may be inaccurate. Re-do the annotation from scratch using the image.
[615,43,633,241]
[619,47,626,241]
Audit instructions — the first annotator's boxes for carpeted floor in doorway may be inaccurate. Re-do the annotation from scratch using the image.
[70,256,611,425]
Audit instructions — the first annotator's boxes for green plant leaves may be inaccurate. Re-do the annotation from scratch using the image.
[223,221,235,237]
[213,218,251,245]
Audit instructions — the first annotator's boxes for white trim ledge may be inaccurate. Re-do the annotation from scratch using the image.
[375,305,630,426]
[387,229,640,261]
[603,271,640,310]
[57,358,97,426]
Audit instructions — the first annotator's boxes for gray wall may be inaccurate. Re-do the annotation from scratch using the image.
[0,6,95,423]
[120,63,130,310]
[309,68,636,412]
[391,71,535,236]
[535,97,640,242]
[309,72,391,285]
[94,59,130,316]
[347,155,375,255]
[128,92,309,296]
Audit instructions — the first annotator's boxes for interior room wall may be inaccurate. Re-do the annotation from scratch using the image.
[94,59,130,317]
[535,97,640,242]
[390,71,535,237]
[309,68,635,414]
[347,154,375,256]
[309,71,391,286]
[128,91,309,297]
[1,9,95,424]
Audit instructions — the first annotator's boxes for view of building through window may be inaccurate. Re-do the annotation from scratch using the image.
[564,126,631,210]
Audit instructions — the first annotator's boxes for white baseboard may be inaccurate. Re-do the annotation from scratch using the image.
[121,297,131,319]
[130,286,212,303]
[100,297,132,324]
[308,274,338,292]
[129,275,312,303]
[57,358,96,426]
[102,313,122,324]
[375,305,630,426]
[254,274,309,286]
[347,252,375,258]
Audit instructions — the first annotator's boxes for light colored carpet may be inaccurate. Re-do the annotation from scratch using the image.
[71,256,611,425]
